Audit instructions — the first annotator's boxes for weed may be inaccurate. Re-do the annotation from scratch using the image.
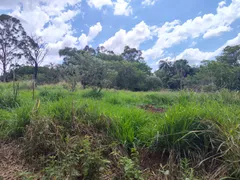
[82,89,103,99]
[39,88,66,101]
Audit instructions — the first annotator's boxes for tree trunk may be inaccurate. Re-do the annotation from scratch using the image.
[34,62,38,82]
[3,62,6,82]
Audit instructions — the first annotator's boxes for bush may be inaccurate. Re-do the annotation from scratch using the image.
[144,76,162,91]
[23,118,65,168]
[9,106,32,137]
[0,90,20,109]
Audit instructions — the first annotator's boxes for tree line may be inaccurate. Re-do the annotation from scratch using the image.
[1,14,240,91]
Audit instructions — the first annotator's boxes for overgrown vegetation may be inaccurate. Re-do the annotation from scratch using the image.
[0,84,239,179]
[0,13,240,180]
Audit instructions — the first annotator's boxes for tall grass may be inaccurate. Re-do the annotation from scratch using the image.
[0,84,239,178]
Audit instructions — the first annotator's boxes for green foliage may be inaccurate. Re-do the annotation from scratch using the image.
[9,105,32,137]
[216,45,240,66]
[0,83,20,109]
[115,148,143,180]
[39,88,66,101]
[144,93,175,106]
[180,158,197,180]
[82,89,103,99]
[155,59,194,90]
[0,91,19,109]
[0,14,28,82]
[23,118,109,179]
[0,83,240,179]
[42,137,109,180]
[144,76,162,90]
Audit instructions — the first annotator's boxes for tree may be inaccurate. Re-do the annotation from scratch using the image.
[144,76,162,90]
[155,59,194,89]
[23,36,48,83]
[83,45,96,56]
[121,46,144,62]
[155,60,173,89]
[159,60,172,72]
[59,47,110,92]
[0,14,27,82]
[173,59,191,89]
[216,45,240,66]
[114,61,146,91]
[96,46,123,61]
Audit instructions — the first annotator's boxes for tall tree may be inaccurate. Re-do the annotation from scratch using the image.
[173,59,191,89]
[23,36,48,83]
[83,45,96,56]
[216,45,240,66]
[0,14,27,82]
[96,46,123,61]
[121,46,144,62]
[159,60,172,72]
[59,47,110,91]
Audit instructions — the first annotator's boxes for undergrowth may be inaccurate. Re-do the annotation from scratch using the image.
[0,84,239,179]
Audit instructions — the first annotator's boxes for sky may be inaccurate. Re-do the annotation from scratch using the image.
[0,0,240,70]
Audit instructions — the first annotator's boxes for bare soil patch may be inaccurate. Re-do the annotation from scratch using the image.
[139,104,166,113]
[0,141,29,180]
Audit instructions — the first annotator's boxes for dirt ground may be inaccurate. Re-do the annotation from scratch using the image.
[0,141,28,180]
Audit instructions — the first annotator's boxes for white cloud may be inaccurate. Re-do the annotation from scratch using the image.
[88,22,103,40]
[143,0,240,60]
[86,0,132,16]
[87,0,113,9]
[218,1,226,7]
[2,0,82,65]
[114,0,132,16]
[79,22,103,48]
[142,0,157,6]
[48,35,78,56]
[9,1,81,38]
[101,21,151,53]
[175,33,240,64]
[203,26,232,39]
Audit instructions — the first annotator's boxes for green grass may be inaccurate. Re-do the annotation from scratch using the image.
[0,82,240,179]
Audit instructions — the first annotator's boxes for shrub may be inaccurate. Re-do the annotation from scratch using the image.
[9,106,32,137]
[23,118,65,167]
[115,148,143,180]
[0,90,20,109]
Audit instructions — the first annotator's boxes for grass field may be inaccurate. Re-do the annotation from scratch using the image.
[0,82,240,179]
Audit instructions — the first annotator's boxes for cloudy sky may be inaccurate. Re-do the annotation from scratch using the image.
[1,0,240,69]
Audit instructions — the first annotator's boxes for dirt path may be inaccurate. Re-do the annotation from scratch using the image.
[0,141,28,180]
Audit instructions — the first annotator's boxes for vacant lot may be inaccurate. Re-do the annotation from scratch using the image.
[0,82,240,179]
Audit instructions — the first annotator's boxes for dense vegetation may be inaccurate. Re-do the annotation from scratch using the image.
[1,14,240,92]
[0,14,240,180]
[0,83,240,179]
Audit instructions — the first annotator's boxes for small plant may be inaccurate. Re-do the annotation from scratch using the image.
[117,148,143,180]
[180,158,197,180]
[82,89,103,99]
[43,136,110,179]
[9,105,32,137]
[18,172,39,180]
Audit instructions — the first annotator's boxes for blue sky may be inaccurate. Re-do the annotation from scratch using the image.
[0,0,240,69]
